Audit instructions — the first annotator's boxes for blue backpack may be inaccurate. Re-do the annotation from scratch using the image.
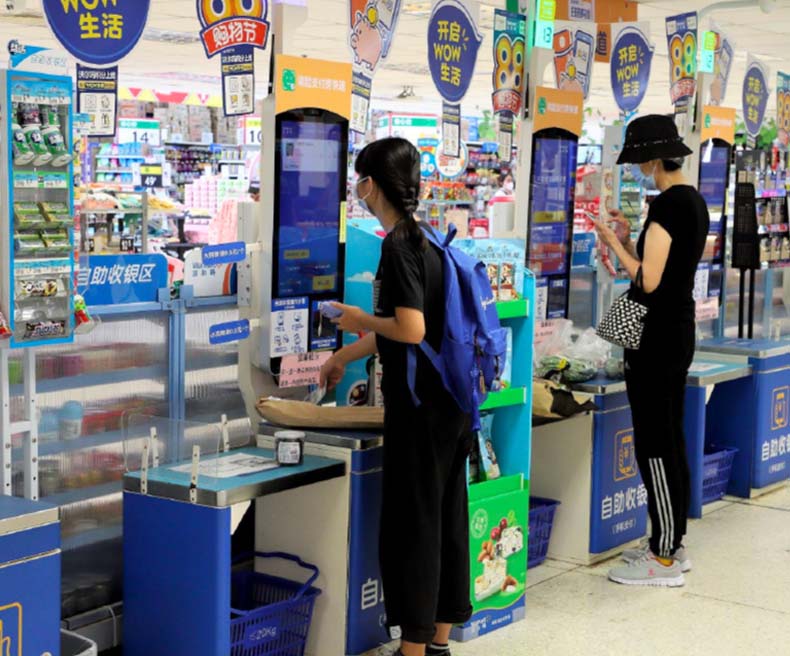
[407,224,509,431]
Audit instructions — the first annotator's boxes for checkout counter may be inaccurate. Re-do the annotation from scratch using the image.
[0,496,60,655]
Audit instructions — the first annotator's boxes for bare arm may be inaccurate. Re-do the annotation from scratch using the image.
[331,303,426,345]
[596,221,672,293]
[319,332,377,391]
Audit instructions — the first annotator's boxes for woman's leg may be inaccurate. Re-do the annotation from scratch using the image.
[626,356,686,559]
[380,404,468,648]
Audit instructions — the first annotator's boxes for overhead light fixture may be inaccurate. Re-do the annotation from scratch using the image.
[403,2,432,16]
[699,0,776,19]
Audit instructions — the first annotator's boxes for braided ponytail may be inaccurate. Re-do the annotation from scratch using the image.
[355,138,426,250]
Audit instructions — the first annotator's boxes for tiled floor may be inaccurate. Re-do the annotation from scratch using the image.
[453,485,790,656]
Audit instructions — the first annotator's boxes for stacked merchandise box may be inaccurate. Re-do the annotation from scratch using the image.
[188,106,212,143]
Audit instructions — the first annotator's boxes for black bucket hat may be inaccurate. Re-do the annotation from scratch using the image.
[617,114,693,165]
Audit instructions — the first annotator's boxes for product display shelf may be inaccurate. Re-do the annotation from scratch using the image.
[453,270,535,643]
[80,190,149,254]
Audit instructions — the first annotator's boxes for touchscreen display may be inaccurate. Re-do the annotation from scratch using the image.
[699,143,729,224]
[276,120,343,298]
[529,136,577,277]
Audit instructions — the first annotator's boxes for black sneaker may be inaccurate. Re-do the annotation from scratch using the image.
[426,645,451,656]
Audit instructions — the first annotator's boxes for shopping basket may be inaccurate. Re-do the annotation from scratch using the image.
[528,496,561,569]
[702,446,739,504]
[230,552,321,656]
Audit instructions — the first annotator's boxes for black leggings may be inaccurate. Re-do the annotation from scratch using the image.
[380,398,474,644]
[625,321,694,558]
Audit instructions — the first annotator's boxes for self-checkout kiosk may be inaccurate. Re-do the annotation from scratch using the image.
[513,65,583,321]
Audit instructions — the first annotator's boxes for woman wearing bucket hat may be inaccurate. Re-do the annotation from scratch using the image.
[594,115,710,587]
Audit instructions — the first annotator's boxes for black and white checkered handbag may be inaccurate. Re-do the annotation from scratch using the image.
[596,269,648,350]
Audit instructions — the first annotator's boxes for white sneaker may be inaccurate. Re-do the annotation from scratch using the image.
[622,539,692,573]
[608,552,685,587]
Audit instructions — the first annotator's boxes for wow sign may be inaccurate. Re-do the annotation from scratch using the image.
[665,12,697,111]
[610,24,654,114]
[42,0,151,65]
[427,0,482,104]
[777,72,790,147]
[742,57,769,139]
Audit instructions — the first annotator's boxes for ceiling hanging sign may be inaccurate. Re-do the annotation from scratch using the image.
[610,23,653,115]
[552,21,595,98]
[742,56,770,143]
[197,0,271,118]
[42,0,151,65]
[709,28,733,106]
[492,9,526,116]
[76,64,118,138]
[665,12,697,113]
[699,30,716,74]
[492,9,526,159]
[776,72,790,148]
[348,0,404,134]
[428,0,483,159]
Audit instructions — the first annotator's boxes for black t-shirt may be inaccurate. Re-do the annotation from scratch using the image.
[374,227,450,406]
[636,185,710,324]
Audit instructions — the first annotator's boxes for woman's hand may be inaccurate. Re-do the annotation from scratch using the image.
[594,219,621,249]
[608,209,632,245]
[330,302,369,334]
[320,353,346,391]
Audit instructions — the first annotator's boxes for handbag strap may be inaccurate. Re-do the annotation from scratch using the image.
[629,266,648,304]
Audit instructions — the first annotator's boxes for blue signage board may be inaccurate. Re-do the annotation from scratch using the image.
[202,241,247,266]
[753,372,790,487]
[42,0,151,65]
[209,319,251,345]
[589,394,649,553]
[80,254,167,306]
[346,451,388,654]
[427,0,483,104]
[742,58,770,139]
[610,25,654,114]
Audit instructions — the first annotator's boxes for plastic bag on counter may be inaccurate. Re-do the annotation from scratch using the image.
[604,357,625,380]
[564,328,612,370]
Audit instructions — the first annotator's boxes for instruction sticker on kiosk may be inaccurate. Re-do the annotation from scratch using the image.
[279,351,333,388]
[209,319,250,345]
[271,297,309,357]
[202,241,247,266]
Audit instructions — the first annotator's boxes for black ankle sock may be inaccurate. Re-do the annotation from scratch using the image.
[427,644,451,655]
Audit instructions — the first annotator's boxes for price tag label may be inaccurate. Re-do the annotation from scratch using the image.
[118,118,161,146]
[139,164,163,189]
[534,0,556,49]
[699,31,716,74]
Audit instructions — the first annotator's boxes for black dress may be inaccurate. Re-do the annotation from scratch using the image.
[624,185,709,558]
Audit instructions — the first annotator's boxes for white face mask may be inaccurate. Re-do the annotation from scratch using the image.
[354,176,372,214]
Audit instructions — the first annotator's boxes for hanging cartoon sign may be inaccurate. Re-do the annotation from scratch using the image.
[492,9,526,116]
[742,56,770,140]
[710,28,733,106]
[665,12,697,112]
[552,21,595,98]
[609,23,653,114]
[428,0,482,158]
[196,0,271,117]
[348,0,403,134]
[42,0,151,65]
[777,72,790,148]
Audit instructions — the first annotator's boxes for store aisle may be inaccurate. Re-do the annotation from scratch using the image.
[453,485,790,656]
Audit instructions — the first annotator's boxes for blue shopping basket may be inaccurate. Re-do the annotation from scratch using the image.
[230,552,321,656]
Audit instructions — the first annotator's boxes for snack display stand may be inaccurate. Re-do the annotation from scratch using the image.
[531,378,646,565]
[0,496,61,655]
[697,338,790,496]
